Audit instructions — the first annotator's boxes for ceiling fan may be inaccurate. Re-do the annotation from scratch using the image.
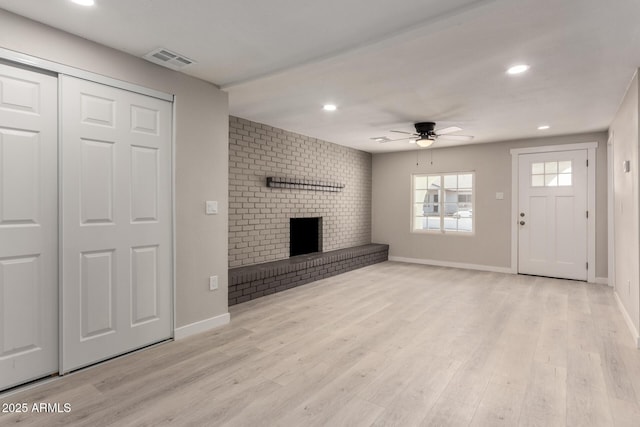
[388,122,474,147]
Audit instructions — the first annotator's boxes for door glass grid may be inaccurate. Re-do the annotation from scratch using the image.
[531,161,572,187]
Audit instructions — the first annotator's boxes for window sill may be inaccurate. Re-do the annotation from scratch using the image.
[411,229,475,237]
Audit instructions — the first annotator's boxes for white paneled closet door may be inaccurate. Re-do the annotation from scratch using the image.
[60,76,172,372]
[0,64,58,390]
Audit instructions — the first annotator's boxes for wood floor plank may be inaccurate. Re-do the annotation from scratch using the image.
[518,362,567,427]
[276,350,389,427]
[324,397,385,427]
[470,382,525,426]
[420,371,492,427]
[566,350,614,426]
[1,262,639,426]
[599,334,638,403]
[222,361,333,427]
[370,356,460,426]
[618,345,640,406]
[608,397,640,427]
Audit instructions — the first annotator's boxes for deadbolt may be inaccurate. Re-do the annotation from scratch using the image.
[520,212,525,217]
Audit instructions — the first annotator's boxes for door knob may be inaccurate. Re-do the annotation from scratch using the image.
[520,212,525,217]
[520,221,525,225]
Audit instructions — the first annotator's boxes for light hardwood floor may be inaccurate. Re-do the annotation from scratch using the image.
[2,261,640,426]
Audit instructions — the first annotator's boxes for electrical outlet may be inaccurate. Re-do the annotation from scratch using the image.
[209,275,218,291]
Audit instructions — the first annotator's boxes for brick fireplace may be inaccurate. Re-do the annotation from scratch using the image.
[228,116,372,268]
[228,116,386,305]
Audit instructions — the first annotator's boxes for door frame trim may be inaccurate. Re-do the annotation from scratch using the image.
[607,133,615,288]
[510,142,598,282]
[0,47,173,102]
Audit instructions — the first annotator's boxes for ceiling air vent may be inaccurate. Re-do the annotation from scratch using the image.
[143,48,195,71]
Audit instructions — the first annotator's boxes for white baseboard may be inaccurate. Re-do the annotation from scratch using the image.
[614,291,640,349]
[388,256,513,275]
[594,277,609,286]
[174,313,230,340]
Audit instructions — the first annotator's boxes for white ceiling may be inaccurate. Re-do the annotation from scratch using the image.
[2,0,639,153]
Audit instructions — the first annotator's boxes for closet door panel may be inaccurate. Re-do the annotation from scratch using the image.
[0,64,58,391]
[61,76,172,372]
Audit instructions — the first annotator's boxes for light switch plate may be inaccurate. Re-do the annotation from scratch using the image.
[496,192,504,200]
[205,201,218,215]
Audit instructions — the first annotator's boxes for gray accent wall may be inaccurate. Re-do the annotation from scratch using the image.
[609,70,639,336]
[229,116,372,267]
[372,132,608,277]
[0,10,229,328]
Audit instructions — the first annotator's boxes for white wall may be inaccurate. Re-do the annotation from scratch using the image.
[372,132,608,277]
[0,10,229,328]
[609,71,639,338]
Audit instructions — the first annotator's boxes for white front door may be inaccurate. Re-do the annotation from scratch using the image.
[0,64,58,390]
[518,150,588,280]
[60,76,172,372]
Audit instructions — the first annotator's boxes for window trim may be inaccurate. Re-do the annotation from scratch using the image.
[410,172,476,236]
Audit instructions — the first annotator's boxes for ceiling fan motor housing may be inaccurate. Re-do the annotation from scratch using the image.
[415,122,437,139]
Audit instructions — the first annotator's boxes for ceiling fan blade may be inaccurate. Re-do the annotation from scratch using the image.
[389,136,418,142]
[438,134,474,141]
[435,126,462,135]
[390,130,417,136]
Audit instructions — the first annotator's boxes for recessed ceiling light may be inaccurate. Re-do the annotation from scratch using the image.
[322,104,337,111]
[537,125,550,130]
[71,0,95,5]
[507,64,530,75]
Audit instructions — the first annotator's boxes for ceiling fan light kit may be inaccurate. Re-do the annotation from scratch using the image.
[416,137,435,148]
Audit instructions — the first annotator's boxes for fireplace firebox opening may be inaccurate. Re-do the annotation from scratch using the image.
[290,217,322,257]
